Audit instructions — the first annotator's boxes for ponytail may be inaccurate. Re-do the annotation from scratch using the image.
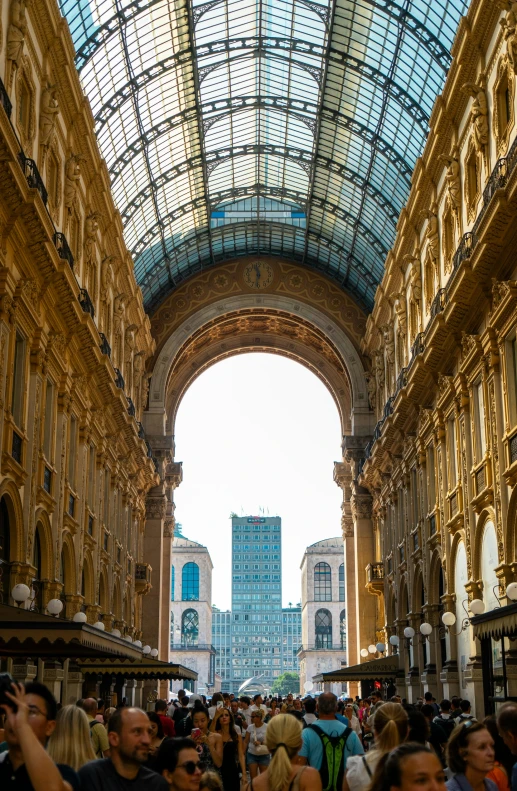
[266,714,303,791]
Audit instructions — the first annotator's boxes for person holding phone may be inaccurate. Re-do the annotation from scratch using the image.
[191,707,223,775]
[208,694,224,721]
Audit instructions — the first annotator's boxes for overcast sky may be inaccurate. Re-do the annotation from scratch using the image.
[173,353,343,610]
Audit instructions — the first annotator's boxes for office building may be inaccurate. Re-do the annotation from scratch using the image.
[212,607,232,693]
[282,605,302,675]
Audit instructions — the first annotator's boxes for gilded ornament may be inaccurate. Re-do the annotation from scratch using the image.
[438,151,461,212]
[39,84,59,148]
[462,82,489,153]
[498,1,517,71]
[6,0,27,65]
[64,154,84,211]
[491,278,511,309]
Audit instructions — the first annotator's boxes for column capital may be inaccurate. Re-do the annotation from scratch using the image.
[341,515,354,539]
[351,492,373,521]
[145,493,167,520]
[333,461,352,490]
[342,435,372,471]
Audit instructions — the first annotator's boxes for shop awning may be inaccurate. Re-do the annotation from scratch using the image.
[0,604,143,661]
[79,658,198,681]
[313,655,403,683]
[471,602,517,641]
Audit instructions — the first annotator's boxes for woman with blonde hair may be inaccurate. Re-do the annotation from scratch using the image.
[246,713,321,791]
[343,702,409,791]
[47,703,96,771]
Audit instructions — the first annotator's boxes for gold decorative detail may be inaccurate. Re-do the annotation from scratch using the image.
[6,0,27,67]
[493,57,515,155]
[438,151,461,216]
[462,81,489,155]
[464,136,481,223]
[39,83,59,149]
[145,497,167,520]
[64,154,84,212]
[15,56,36,154]
[498,1,517,73]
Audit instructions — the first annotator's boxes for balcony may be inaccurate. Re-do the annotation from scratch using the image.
[366,562,384,594]
[114,368,125,389]
[430,288,447,318]
[135,562,151,594]
[53,232,74,269]
[99,333,111,357]
[78,288,94,318]
[0,76,12,118]
[127,397,136,417]
[18,153,48,205]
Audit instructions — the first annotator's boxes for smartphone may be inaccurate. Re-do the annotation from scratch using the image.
[217,701,223,709]
[192,728,202,739]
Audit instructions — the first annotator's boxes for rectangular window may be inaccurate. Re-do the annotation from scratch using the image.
[88,445,96,506]
[428,444,436,511]
[68,416,77,487]
[448,418,457,488]
[12,332,26,427]
[43,381,54,460]
[475,380,486,460]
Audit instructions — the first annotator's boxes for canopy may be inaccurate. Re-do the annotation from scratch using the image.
[59,0,468,312]
[312,655,403,682]
[80,658,198,681]
[471,602,517,641]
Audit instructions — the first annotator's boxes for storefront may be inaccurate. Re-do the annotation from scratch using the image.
[313,655,404,698]
[471,601,517,715]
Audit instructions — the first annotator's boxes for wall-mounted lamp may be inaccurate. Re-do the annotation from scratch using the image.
[441,598,485,636]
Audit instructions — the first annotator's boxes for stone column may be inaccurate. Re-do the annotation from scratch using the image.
[350,488,376,664]
[62,660,84,704]
[142,486,167,657]
[334,462,358,696]
[12,660,38,685]
[42,660,64,702]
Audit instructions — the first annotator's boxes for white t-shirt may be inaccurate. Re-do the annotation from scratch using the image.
[345,753,380,791]
[247,723,268,755]
[250,704,268,716]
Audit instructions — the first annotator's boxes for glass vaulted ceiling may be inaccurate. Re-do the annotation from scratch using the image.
[60,0,468,312]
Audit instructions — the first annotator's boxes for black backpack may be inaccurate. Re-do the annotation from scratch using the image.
[308,724,352,791]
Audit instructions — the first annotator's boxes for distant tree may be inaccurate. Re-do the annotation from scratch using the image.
[271,672,300,696]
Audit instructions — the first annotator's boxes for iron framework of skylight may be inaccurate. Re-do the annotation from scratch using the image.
[60,0,469,312]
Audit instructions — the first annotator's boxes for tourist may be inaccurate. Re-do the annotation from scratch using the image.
[484,716,514,791]
[96,700,106,723]
[0,680,79,791]
[170,691,186,717]
[210,707,246,789]
[83,697,111,758]
[174,697,191,729]
[245,714,321,791]
[156,700,176,737]
[344,704,361,738]
[250,694,268,718]
[240,697,252,726]
[368,742,446,791]
[407,709,430,747]
[496,703,517,791]
[343,702,408,791]
[434,701,456,742]
[199,771,223,791]
[451,699,462,719]
[298,692,363,785]
[425,693,440,718]
[421,705,448,762]
[47,704,96,771]
[146,712,166,766]
[301,698,317,728]
[208,694,224,721]
[104,707,117,728]
[446,721,496,791]
[78,707,169,789]
[245,708,270,779]
[455,701,477,724]
[230,699,248,732]
[292,699,302,713]
[190,706,223,773]
[156,736,203,791]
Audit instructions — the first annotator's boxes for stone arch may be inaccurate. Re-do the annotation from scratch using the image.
[506,485,517,565]
[448,530,466,598]
[147,262,373,439]
[113,576,122,621]
[0,480,24,562]
[99,566,109,613]
[428,548,445,605]
[397,576,409,622]
[82,552,95,605]
[412,561,425,612]
[34,512,53,580]
[60,533,77,595]
[472,507,498,580]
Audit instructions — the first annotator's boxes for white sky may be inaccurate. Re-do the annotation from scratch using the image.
[174,353,343,610]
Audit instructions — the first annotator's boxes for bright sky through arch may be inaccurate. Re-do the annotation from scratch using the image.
[174,353,343,610]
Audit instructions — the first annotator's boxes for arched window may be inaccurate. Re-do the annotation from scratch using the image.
[182,608,199,646]
[315,609,332,649]
[171,565,175,601]
[340,609,346,649]
[314,562,331,601]
[170,611,174,649]
[339,563,345,602]
[182,562,199,601]
[0,498,10,604]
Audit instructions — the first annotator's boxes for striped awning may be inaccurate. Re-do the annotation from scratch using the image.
[313,655,403,683]
[471,602,517,641]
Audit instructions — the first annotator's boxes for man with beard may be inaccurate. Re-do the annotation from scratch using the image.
[78,708,168,790]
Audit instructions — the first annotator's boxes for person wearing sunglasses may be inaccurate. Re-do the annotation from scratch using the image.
[156,737,204,791]
[446,720,497,791]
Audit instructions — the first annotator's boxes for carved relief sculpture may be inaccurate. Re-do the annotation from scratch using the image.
[133,351,146,412]
[366,372,377,411]
[393,292,407,367]
[39,84,59,148]
[84,213,101,301]
[6,0,27,66]
[124,325,138,393]
[438,151,461,214]
[64,154,83,211]
[462,81,489,155]
[498,1,517,72]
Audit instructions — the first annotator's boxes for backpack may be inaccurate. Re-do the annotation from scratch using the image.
[308,724,352,791]
[89,719,105,758]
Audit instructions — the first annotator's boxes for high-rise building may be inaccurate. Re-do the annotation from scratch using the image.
[282,606,302,676]
[212,607,232,693]
[231,515,282,691]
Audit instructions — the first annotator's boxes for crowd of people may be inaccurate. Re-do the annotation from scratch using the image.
[1,675,517,791]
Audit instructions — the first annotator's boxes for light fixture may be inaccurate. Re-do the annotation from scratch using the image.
[360,648,369,657]
[150,648,159,657]
[134,640,142,648]
[389,635,400,646]
[403,626,415,639]
[469,599,485,616]
[507,582,517,601]
[46,598,63,616]
[376,642,386,653]
[94,620,105,630]
[419,622,433,637]
[124,634,133,642]
[441,611,456,627]
[143,645,151,654]
[368,644,377,654]
[73,611,87,623]
[11,584,31,604]
[111,629,121,638]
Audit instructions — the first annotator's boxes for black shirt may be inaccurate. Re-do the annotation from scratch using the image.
[0,751,80,791]
[78,758,168,791]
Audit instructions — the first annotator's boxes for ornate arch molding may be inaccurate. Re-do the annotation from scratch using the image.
[82,552,95,606]
[34,513,53,580]
[448,532,466,598]
[397,576,409,622]
[412,561,425,610]
[60,533,77,595]
[505,485,517,566]
[0,480,24,563]
[428,548,446,605]
[471,507,498,581]
[148,268,372,437]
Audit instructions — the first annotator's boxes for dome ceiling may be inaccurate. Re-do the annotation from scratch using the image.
[60,0,468,312]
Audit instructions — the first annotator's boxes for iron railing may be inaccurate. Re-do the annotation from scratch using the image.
[452,230,476,272]
[99,333,111,357]
[18,153,48,205]
[53,232,74,269]
[430,288,447,318]
[127,397,136,417]
[137,422,145,439]
[78,288,95,318]
[0,76,12,118]
[410,332,425,360]
[114,368,125,389]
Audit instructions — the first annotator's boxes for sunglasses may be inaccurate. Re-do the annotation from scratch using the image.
[179,761,204,775]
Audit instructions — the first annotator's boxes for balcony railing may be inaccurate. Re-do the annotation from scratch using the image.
[114,368,125,389]
[452,231,476,273]
[53,232,74,269]
[510,432,517,465]
[127,398,136,417]
[296,644,346,652]
[99,333,111,357]
[366,562,384,582]
[430,288,447,318]
[410,332,425,361]
[0,76,12,118]
[137,422,145,439]
[18,153,48,205]
[78,288,95,318]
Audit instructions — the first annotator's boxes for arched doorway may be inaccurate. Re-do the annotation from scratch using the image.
[0,497,11,603]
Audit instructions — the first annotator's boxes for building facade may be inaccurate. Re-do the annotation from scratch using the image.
[212,607,232,693]
[231,515,282,691]
[298,538,346,695]
[282,605,302,675]
[170,531,215,694]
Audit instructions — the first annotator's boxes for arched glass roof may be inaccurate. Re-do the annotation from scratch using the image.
[60,0,468,312]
